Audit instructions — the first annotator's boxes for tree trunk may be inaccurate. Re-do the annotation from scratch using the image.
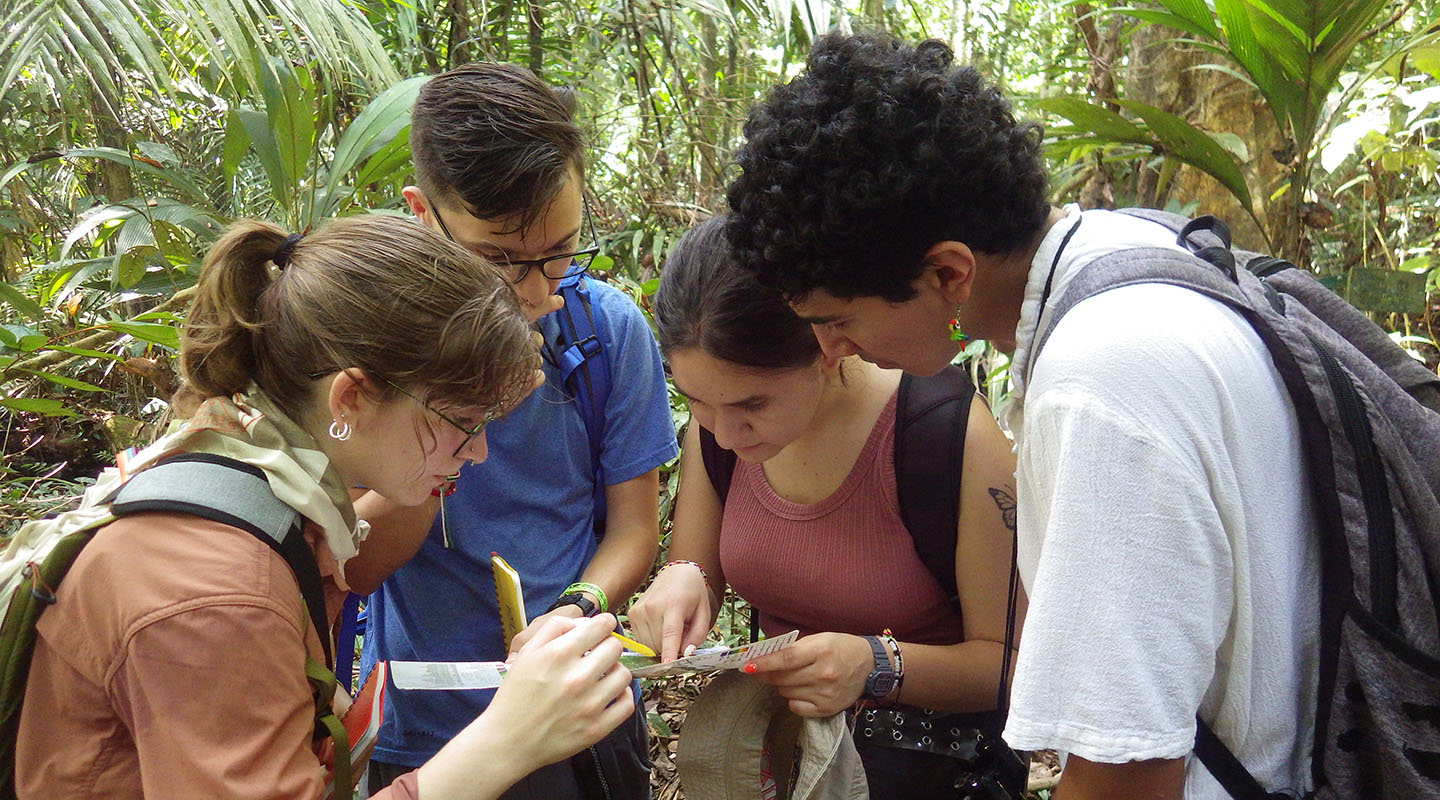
[85,84,135,204]
[526,0,543,74]
[446,0,474,67]
[480,0,512,62]
[1125,23,1285,253]
[1074,3,1121,210]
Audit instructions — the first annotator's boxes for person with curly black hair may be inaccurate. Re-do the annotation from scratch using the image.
[726,32,1320,800]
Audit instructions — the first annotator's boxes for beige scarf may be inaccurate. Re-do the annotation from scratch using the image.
[117,387,370,584]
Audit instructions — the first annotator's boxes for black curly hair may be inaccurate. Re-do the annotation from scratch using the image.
[726,32,1049,302]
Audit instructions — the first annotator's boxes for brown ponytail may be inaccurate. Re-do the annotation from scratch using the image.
[176,215,538,425]
[177,220,291,411]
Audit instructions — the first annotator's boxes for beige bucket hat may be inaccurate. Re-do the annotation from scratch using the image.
[676,671,870,800]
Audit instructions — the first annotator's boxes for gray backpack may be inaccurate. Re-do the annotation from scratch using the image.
[0,454,354,800]
[1030,209,1440,799]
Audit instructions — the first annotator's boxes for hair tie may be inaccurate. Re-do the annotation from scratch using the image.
[272,233,304,268]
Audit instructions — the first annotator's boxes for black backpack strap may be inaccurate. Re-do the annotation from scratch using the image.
[894,366,976,606]
[1195,717,1291,800]
[697,426,737,505]
[111,453,332,666]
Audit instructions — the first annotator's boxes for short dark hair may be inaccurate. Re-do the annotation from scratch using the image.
[725,32,1050,302]
[654,216,821,371]
[410,62,585,230]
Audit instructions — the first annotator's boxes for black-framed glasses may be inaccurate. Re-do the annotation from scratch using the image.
[430,198,601,285]
[306,369,493,458]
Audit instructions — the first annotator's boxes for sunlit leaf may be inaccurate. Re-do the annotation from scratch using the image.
[1035,97,1149,144]
[115,246,157,289]
[1115,98,1253,213]
[102,320,181,350]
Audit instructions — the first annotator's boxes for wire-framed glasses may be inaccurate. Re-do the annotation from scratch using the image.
[306,369,493,458]
[430,197,601,285]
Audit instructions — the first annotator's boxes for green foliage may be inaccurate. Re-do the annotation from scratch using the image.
[1040,95,1259,233]
[3,0,1435,526]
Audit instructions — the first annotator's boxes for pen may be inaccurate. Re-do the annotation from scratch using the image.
[610,631,656,657]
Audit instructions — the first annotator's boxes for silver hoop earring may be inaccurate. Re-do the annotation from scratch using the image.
[328,418,352,441]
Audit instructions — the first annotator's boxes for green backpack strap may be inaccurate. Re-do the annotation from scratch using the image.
[306,656,352,800]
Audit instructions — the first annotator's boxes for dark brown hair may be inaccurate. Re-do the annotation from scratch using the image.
[177,216,539,424]
[654,216,821,371]
[410,62,585,232]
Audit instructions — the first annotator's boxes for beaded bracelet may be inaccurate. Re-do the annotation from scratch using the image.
[881,628,905,695]
[563,581,608,614]
[661,559,710,583]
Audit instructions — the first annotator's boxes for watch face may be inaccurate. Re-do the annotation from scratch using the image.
[869,673,897,697]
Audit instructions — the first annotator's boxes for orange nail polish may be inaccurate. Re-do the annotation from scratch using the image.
[743,662,757,674]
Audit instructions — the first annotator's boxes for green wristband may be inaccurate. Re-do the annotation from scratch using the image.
[564,581,608,614]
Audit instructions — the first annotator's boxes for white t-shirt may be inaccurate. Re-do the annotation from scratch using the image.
[1000,206,1321,798]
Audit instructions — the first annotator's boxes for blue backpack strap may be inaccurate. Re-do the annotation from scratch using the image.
[555,273,613,537]
[333,593,362,691]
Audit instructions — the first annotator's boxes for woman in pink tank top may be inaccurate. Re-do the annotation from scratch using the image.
[629,217,1028,799]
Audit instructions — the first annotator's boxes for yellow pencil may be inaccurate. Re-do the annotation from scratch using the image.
[610,631,656,657]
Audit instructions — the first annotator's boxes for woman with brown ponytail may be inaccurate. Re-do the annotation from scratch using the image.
[15,216,635,799]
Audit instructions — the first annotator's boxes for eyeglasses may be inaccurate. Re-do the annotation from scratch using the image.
[306,369,493,458]
[380,378,493,459]
[430,198,601,285]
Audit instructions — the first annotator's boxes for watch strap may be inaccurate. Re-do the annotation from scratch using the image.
[861,635,898,705]
[545,592,598,617]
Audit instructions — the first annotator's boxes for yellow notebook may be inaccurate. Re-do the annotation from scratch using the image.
[491,552,527,650]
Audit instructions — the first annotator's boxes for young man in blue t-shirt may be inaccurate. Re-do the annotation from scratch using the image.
[348,63,678,799]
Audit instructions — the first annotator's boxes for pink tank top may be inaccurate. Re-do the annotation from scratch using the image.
[719,392,967,643]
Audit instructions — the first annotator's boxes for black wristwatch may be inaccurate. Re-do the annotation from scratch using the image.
[546,592,599,617]
[861,635,899,706]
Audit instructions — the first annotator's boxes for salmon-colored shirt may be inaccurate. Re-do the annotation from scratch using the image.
[16,512,419,800]
[719,392,967,643]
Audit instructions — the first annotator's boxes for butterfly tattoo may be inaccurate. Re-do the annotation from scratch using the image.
[988,487,1017,533]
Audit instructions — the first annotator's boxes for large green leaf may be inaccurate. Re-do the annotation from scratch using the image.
[331,76,428,175]
[1144,0,1220,40]
[1108,7,1217,41]
[1035,97,1150,144]
[260,59,319,215]
[234,106,291,213]
[101,320,181,351]
[0,397,76,417]
[311,74,428,222]
[17,368,106,392]
[0,147,209,202]
[0,283,45,322]
[1115,98,1253,213]
[1150,0,1391,152]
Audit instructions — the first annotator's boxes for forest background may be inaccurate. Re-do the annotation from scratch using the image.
[2,0,1439,794]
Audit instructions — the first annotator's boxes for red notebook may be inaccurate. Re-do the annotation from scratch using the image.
[322,661,387,798]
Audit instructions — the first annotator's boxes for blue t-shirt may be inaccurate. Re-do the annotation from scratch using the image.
[360,278,678,766]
